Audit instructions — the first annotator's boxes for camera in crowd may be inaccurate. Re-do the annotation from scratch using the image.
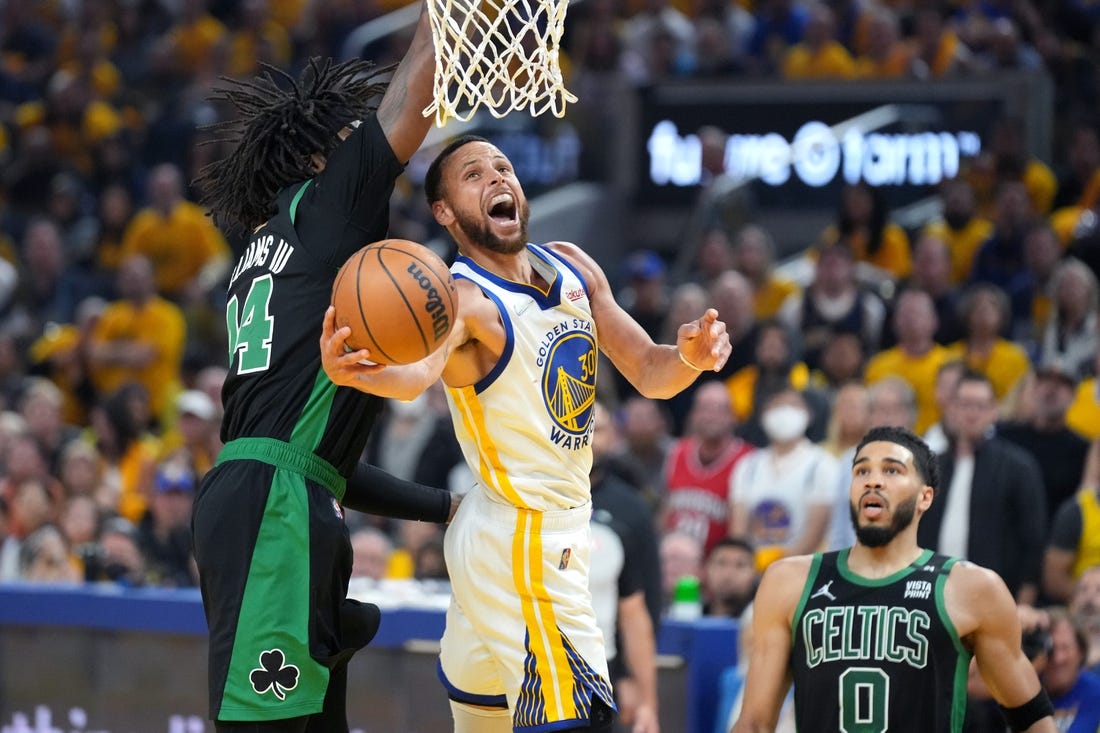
[77,517,146,586]
[1021,627,1054,661]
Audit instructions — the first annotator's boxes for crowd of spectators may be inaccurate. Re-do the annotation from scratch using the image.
[1,0,1100,728]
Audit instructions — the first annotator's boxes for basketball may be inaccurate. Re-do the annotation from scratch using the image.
[331,239,458,365]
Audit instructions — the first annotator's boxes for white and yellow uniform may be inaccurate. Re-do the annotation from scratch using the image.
[439,244,616,730]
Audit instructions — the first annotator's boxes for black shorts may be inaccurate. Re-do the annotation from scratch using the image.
[192,442,378,723]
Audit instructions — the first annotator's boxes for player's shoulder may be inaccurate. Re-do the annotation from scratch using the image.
[755,554,816,617]
[542,240,583,257]
[543,241,596,272]
[944,558,1003,588]
[759,554,816,594]
[942,559,1017,636]
[453,276,499,328]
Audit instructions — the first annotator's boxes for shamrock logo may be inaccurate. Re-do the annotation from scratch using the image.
[250,649,300,700]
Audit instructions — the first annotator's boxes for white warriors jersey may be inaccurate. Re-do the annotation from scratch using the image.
[446,244,598,512]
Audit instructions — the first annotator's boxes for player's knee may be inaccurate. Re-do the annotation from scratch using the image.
[449,701,512,733]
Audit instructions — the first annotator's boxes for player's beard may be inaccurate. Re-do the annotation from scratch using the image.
[454,201,530,255]
[849,493,917,548]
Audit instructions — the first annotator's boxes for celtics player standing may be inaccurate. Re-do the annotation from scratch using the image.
[732,426,1056,733]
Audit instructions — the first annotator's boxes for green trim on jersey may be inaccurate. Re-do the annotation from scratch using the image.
[836,548,935,586]
[791,553,824,646]
[934,556,972,733]
[289,180,313,225]
[218,468,327,720]
[289,369,341,474]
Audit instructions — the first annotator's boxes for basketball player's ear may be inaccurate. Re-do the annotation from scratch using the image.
[918,484,934,512]
[432,199,454,227]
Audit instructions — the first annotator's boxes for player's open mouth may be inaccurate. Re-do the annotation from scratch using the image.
[860,494,885,519]
[488,194,517,224]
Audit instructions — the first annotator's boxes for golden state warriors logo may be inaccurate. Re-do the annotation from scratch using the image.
[539,326,597,449]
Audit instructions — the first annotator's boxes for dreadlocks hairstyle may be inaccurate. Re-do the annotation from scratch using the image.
[195,57,391,234]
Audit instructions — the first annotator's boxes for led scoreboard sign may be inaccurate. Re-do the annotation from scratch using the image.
[633,75,1049,210]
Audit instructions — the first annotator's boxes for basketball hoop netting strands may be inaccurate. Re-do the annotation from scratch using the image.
[423,0,577,125]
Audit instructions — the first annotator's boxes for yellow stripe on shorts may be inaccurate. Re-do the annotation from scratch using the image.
[512,509,577,725]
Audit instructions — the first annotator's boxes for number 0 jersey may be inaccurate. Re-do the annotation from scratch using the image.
[791,549,972,733]
[446,244,597,511]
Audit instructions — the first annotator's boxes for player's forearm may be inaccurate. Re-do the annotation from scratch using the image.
[349,346,447,400]
[358,362,442,401]
[625,344,705,400]
[344,461,452,522]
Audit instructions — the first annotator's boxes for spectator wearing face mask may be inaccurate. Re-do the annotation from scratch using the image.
[728,386,839,572]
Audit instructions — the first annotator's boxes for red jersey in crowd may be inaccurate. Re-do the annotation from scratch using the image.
[662,436,755,555]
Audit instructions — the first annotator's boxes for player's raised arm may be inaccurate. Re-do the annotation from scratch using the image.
[947,563,1057,733]
[547,242,731,399]
[731,556,810,733]
[376,0,437,163]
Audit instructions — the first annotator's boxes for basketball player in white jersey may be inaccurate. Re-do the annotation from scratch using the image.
[320,135,731,732]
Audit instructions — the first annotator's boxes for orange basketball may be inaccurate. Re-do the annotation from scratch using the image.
[331,239,458,365]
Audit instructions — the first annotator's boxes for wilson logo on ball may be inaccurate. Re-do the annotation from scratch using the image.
[331,239,457,366]
[406,263,451,340]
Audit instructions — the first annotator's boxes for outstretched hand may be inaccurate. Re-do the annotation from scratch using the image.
[675,308,731,372]
[320,306,387,387]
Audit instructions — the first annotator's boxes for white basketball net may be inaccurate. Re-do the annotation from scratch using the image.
[424,0,577,125]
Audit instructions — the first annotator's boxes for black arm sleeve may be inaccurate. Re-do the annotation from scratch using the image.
[343,462,452,523]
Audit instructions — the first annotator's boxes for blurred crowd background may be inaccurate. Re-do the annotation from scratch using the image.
[1,0,1100,728]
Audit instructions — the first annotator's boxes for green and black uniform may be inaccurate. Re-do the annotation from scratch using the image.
[192,116,416,725]
[790,549,972,733]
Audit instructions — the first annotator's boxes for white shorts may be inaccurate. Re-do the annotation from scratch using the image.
[438,486,615,731]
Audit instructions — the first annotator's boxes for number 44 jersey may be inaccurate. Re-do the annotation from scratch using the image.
[791,549,971,733]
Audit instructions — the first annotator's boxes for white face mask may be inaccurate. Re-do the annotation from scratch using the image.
[762,405,809,443]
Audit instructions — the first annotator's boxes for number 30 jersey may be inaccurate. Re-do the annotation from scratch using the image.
[791,549,971,733]
[446,244,597,512]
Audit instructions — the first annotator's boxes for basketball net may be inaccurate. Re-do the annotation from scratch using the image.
[423,0,577,125]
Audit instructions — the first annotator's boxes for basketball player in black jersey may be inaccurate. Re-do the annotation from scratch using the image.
[732,426,1056,733]
[189,4,454,732]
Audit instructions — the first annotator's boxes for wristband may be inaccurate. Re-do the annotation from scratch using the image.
[678,349,705,371]
[999,688,1053,732]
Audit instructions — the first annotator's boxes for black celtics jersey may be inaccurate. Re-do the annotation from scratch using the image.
[218,115,405,477]
[790,549,972,733]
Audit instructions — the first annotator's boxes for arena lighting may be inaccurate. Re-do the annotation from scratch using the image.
[647,105,982,189]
